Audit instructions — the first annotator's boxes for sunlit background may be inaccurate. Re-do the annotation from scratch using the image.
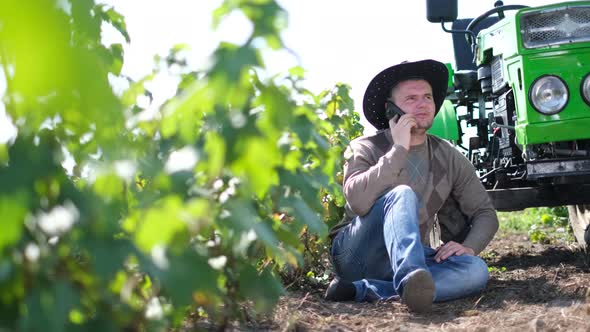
[0,0,562,143]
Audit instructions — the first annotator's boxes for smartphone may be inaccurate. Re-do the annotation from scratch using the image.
[385,100,406,120]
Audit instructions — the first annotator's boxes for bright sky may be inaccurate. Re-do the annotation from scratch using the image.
[101,0,562,133]
[0,0,561,142]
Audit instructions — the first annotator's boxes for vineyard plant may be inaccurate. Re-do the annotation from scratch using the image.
[0,0,363,330]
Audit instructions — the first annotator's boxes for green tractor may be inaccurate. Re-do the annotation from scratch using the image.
[426,0,590,247]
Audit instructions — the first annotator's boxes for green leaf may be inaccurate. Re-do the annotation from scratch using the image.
[0,144,8,164]
[232,138,279,198]
[0,192,28,252]
[283,149,302,172]
[204,132,226,179]
[279,170,323,211]
[225,200,258,232]
[253,221,279,247]
[325,100,338,118]
[155,252,219,306]
[237,265,284,312]
[88,238,135,281]
[242,1,286,47]
[279,194,327,237]
[74,313,119,332]
[109,43,124,75]
[264,34,282,50]
[312,131,331,152]
[288,66,305,79]
[99,6,131,43]
[225,200,279,252]
[93,173,124,201]
[336,83,355,111]
[0,259,23,309]
[20,281,78,332]
[122,74,155,107]
[291,114,314,144]
[161,80,210,140]
[72,0,101,41]
[274,223,303,250]
[255,82,294,138]
[210,43,262,83]
[0,300,18,331]
[135,196,186,251]
[185,198,214,228]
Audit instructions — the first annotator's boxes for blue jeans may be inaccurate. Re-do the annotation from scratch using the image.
[331,185,489,302]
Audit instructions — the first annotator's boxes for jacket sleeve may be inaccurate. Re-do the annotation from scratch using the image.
[343,139,410,216]
[450,150,499,254]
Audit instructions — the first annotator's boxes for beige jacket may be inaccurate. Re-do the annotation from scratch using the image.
[331,129,498,255]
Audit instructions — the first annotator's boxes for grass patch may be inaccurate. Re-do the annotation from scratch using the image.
[497,207,573,244]
[498,207,568,232]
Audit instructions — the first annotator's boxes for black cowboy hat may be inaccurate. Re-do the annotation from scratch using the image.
[363,59,449,130]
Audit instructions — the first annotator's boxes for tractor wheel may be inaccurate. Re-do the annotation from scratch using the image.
[567,205,590,248]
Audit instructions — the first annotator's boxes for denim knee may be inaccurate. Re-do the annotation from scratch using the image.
[464,256,490,291]
[381,185,420,211]
[432,255,489,302]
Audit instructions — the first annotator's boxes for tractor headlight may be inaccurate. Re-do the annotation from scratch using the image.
[582,74,590,106]
[529,75,569,115]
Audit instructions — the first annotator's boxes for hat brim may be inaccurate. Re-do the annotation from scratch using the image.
[363,59,449,130]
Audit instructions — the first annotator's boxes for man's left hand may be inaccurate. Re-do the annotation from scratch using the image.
[434,241,475,263]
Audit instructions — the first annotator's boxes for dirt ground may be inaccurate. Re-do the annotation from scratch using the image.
[262,231,590,331]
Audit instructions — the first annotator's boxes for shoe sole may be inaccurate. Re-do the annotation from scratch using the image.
[401,269,435,313]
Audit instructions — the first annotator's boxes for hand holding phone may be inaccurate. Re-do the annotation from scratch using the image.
[387,100,413,150]
[385,100,406,120]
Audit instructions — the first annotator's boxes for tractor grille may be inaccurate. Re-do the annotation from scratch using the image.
[521,5,590,48]
[491,56,505,93]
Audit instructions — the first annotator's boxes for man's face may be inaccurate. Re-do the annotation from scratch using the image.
[391,79,436,131]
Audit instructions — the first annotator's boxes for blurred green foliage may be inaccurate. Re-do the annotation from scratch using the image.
[498,207,572,244]
[0,0,363,330]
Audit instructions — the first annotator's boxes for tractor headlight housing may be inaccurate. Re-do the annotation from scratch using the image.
[529,75,569,115]
[582,73,590,106]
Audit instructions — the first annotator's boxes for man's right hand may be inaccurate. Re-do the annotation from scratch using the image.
[389,114,416,150]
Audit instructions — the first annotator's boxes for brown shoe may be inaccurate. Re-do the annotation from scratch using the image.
[401,269,435,313]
